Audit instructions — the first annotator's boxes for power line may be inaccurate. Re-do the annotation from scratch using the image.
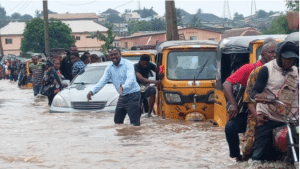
[18,0,33,13]
[55,0,97,6]
[113,0,134,10]
[6,0,25,14]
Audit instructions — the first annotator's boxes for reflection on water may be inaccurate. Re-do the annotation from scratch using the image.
[0,80,290,169]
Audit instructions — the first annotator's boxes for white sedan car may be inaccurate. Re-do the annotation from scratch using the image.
[50,62,122,113]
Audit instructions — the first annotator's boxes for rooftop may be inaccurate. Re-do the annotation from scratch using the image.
[0,20,108,35]
[46,13,98,20]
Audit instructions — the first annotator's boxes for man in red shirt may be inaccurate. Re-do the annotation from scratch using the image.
[223,38,277,162]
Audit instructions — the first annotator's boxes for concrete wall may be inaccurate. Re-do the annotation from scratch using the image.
[120,28,222,49]
[1,32,107,55]
[73,32,106,51]
[2,35,22,55]
[179,28,222,41]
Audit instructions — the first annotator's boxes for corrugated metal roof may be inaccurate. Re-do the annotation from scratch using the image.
[0,22,26,35]
[62,20,108,33]
[47,13,98,20]
[0,20,108,35]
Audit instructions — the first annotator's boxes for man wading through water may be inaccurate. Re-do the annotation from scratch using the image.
[223,38,277,162]
[87,48,141,126]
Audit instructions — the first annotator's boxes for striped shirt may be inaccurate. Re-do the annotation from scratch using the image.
[29,62,45,86]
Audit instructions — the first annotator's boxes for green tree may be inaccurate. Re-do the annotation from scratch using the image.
[256,10,268,18]
[286,0,299,11]
[150,18,166,31]
[233,12,244,21]
[268,10,275,16]
[196,8,202,15]
[0,5,8,28]
[107,13,124,23]
[134,7,158,18]
[128,20,152,34]
[11,12,21,20]
[262,15,293,34]
[20,14,33,21]
[88,27,115,56]
[189,15,201,27]
[176,8,183,26]
[34,9,57,18]
[21,18,75,53]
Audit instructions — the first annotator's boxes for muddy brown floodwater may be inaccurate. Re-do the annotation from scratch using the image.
[0,80,290,169]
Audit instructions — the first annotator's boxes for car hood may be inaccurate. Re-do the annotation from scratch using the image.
[60,83,119,104]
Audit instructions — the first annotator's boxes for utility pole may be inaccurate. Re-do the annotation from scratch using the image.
[43,0,49,57]
[165,0,179,41]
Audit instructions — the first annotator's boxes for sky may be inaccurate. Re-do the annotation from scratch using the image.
[1,0,288,18]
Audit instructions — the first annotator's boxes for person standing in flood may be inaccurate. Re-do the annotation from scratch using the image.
[61,45,78,81]
[223,38,277,162]
[29,56,46,96]
[86,47,141,126]
[71,52,87,78]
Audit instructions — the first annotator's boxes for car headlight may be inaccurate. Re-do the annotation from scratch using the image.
[52,94,69,108]
[109,98,118,106]
[207,91,215,102]
[164,92,181,104]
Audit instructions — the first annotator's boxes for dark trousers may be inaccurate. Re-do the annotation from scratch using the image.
[114,92,141,126]
[225,113,248,158]
[48,94,56,106]
[252,121,285,161]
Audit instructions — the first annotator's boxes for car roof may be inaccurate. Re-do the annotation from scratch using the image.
[121,50,157,55]
[157,40,219,53]
[220,34,287,54]
[86,60,139,68]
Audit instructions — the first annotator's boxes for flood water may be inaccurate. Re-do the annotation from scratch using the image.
[0,80,290,169]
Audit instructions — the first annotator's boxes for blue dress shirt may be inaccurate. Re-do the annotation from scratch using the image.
[92,58,140,96]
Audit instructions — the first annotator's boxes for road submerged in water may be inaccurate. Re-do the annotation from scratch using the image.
[0,80,290,169]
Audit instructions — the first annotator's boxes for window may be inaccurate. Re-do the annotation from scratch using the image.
[167,51,217,80]
[190,36,197,40]
[5,39,12,44]
[125,42,128,49]
[209,38,215,40]
[76,36,80,40]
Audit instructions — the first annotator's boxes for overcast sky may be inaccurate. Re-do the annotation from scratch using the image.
[1,0,288,18]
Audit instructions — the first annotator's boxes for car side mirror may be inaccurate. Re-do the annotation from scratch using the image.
[157,73,164,80]
[62,80,70,86]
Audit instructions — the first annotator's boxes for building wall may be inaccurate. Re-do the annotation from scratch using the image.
[121,34,166,49]
[178,28,222,41]
[73,32,106,51]
[2,35,22,55]
[1,32,107,56]
[120,28,222,49]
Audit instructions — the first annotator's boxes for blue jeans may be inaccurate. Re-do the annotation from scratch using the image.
[33,85,42,96]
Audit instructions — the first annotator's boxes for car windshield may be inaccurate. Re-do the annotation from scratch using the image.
[72,66,107,84]
[167,51,217,80]
[122,56,141,61]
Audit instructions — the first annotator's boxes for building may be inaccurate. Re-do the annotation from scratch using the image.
[122,12,141,22]
[44,13,98,22]
[222,27,261,39]
[120,27,223,50]
[0,20,108,55]
[0,22,25,55]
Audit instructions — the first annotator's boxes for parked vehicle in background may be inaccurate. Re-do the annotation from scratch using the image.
[121,50,157,62]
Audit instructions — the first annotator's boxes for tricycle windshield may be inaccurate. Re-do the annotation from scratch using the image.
[167,51,216,80]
